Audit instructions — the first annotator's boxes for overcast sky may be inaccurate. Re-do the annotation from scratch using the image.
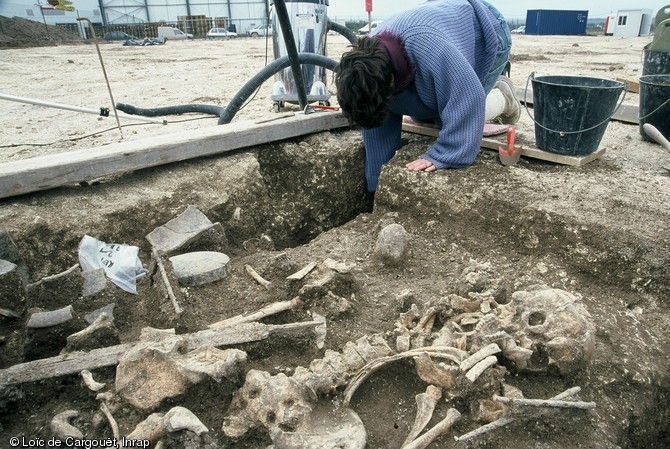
[326,0,667,20]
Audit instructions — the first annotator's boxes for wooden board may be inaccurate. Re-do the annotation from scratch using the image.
[401,122,606,167]
[0,321,319,386]
[0,112,349,200]
[514,86,639,125]
[616,77,640,93]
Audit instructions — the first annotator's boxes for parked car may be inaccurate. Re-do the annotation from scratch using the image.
[247,24,272,37]
[103,31,137,41]
[511,26,526,34]
[157,27,193,40]
[357,20,382,35]
[207,28,238,39]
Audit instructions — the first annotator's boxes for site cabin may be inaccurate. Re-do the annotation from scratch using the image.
[157,26,193,40]
[604,14,616,35]
[612,9,654,37]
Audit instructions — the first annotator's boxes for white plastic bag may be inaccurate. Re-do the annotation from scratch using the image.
[78,235,147,294]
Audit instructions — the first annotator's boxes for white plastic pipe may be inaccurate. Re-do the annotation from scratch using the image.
[0,92,167,125]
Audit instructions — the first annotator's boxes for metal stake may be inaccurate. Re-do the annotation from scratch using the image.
[77,17,124,138]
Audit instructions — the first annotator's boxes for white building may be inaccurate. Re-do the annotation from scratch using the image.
[0,0,270,34]
[612,9,654,37]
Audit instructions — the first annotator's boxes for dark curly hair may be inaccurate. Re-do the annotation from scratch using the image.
[334,36,394,129]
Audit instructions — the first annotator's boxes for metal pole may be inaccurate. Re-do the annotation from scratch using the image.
[77,17,124,138]
[273,0,309,109]
[37,2,50,39]
[0,92,167,125]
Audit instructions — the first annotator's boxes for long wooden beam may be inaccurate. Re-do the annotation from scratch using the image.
[0,321,320,386]
[402,123,606,166]
[0,112,350,200]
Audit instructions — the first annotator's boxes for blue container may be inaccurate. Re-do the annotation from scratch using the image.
[525,10,589,35]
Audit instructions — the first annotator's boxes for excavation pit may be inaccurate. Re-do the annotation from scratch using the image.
[1,26,669,449]
[1,126,669,448]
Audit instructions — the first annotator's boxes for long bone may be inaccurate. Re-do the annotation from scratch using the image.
[401,385,443,447]
[455,386,583,442]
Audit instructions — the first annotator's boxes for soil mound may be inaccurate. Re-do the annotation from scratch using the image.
[0,15,81,48]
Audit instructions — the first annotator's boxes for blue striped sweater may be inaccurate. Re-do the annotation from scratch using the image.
[363,0,500,191]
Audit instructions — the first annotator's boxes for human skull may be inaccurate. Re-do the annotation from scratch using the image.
[497,287,596,375]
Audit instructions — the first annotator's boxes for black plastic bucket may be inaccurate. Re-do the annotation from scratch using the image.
[642,46,670,76]
[639,74,670,141]
[530,75,625,155]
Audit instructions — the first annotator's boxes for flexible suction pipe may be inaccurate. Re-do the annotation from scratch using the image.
[116,103,225,117]
[218,53,338,124]
[117,17,355,123]
[116,53,338,124]
[327,19,358,45]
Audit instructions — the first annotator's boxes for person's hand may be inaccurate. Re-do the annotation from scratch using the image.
[406,157,437,172]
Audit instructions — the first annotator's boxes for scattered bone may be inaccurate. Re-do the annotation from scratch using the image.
[123,407,209,448]
[402,385,442,447]
[414,354,459,389]
[26,305,74,329]
[116,339,247,409]
[2,321,314,386]
[455,387,583,442]
[286,262,317,280]
[244,264,272,289]
[50,410,83,440]
[96,392,114,402]
[322,258,355,273]
[0,307,21,318]
[343,347,465,407]
[100,402,121,442]
[163,406,208,435]
[417,307,437,335]
[152,247,182,315]
[312,312,327,349]
[492,394,596,410]
[209,297,304,329]
[402,408,461,449]
[26,265,81,308]
[460,343,501,372]
[476,399,507,422]
[65,313,120,353]
[222,370,314,439]
[465,355,498,383]
[396,333,411,352]
[80,369,106,392]
[270,404,367,449]
[126,411,167,444]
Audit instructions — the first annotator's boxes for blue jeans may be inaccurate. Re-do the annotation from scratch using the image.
[480,1,512,93]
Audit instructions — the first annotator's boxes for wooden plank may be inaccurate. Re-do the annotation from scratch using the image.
[0,112,349,200]
[0,321,319,386]
[514,86,639,125]
[479,137,606,167]
[616,77,640,93]
[401,122,606,167]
